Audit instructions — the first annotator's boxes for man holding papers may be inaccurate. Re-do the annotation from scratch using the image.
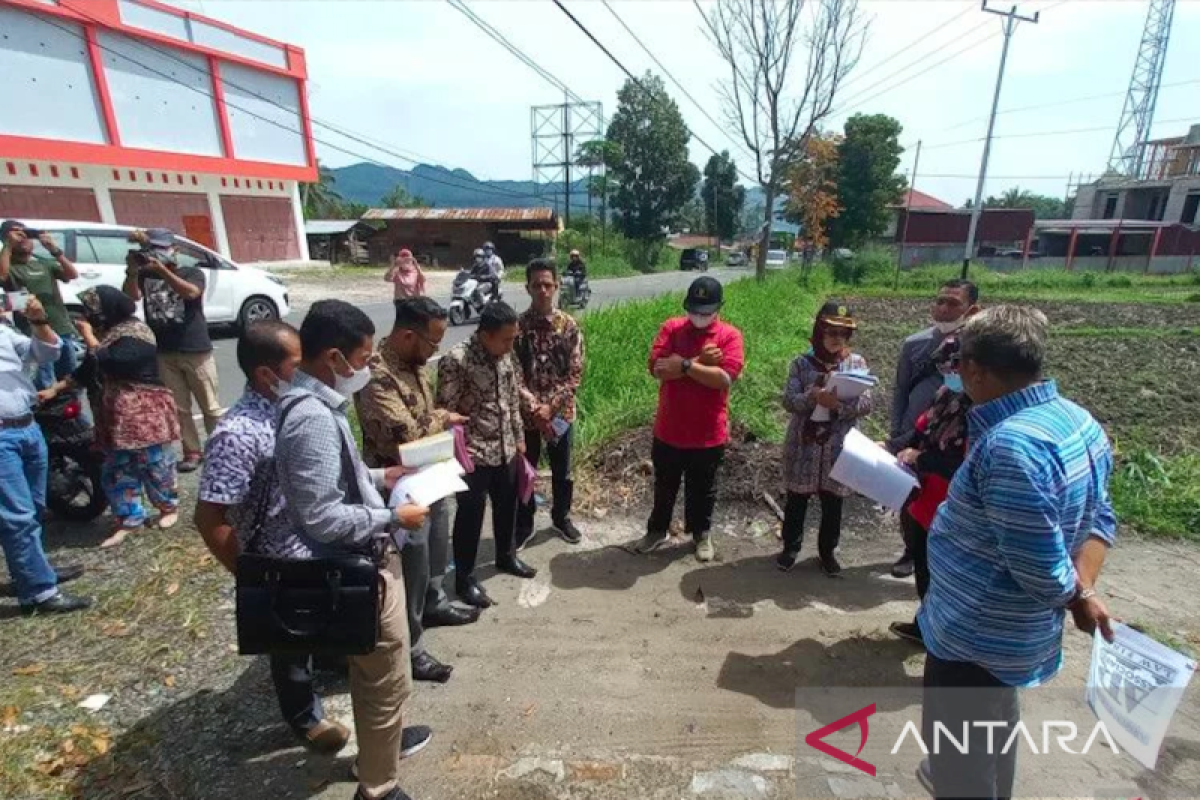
[357,298,477,684]
[916,306,1116,800]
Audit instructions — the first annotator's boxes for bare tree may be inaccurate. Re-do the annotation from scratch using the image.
[699,0,866,280]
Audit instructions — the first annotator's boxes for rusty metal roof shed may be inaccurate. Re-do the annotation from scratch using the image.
[363,207,560,229]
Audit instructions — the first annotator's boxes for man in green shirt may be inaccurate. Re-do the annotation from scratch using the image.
[0,220,80,389]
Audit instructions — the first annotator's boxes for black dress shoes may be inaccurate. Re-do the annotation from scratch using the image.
[423,604,481,628]
[21,592,91,616]
[496,556,537,579]
[411,651,453,683]
[456,577,494,609]
[53,563,85,584]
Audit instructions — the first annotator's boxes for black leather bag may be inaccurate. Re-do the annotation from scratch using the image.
[235,396,381,656]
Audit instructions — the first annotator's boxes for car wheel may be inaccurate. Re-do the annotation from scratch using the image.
[238,296,278,330]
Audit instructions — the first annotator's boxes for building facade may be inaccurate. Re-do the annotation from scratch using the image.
[363,208,560,269]
[1074,124,1200,227]
[0,0,315,263]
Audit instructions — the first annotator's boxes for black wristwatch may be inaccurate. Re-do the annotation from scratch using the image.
[681,358,693,375]
[48,248,63,258]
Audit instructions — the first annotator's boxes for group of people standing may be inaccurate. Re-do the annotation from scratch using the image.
[1,221,222,614]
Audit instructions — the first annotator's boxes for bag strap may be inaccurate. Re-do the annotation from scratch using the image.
[244,395,314,554]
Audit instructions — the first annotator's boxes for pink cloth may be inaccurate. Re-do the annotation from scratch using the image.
[452,425,475,474]
[517,453,538,505]
[388,254,426,299]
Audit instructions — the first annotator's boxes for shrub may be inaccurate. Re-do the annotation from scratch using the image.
[831,246,897,286]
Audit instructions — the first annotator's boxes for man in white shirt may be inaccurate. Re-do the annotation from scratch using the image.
[0,296,90,615]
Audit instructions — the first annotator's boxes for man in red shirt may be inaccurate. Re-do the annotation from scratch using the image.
[634,276,745,562]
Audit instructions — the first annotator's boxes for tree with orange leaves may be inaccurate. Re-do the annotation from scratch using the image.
[784,133,842,253]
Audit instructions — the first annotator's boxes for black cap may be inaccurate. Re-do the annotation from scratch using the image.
[145,228,176,249]
[684,276,723,315]
[817,300,856,329]
[1,220,25,239]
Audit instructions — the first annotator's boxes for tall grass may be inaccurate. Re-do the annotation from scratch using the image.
[576,271,824,452]
[1111,446,1200,541]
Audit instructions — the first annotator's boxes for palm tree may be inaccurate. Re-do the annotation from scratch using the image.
[302,161,345,219]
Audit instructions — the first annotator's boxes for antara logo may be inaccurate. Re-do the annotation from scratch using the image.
[805,703,877,777]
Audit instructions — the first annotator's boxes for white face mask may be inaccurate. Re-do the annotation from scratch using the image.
[333,353,371,399]
[934,317,965,335]
[688,312,717,329]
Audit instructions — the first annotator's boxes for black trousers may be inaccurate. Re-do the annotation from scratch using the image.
[922,654,1019,800]
[269,653,323,734]
[517,425,574,531]
[902,508,931,602]
[453,461,518,580]
[781,491,844,560]
[646,438,724,540]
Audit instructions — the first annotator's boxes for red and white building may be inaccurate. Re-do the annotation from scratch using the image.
[0,0,315,264]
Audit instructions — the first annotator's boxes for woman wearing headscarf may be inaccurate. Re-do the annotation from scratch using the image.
[776,302,872,577]
[386,248,426,300]
[76,286,181,547]
[886,335,971,647]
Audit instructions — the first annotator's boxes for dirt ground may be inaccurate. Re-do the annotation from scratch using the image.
[282,268,458,309]
[3,295,1200,800]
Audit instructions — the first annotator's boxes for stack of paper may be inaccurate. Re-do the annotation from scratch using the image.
[812,370,879,422]
[391,431,467,508]
[829,428,919,511]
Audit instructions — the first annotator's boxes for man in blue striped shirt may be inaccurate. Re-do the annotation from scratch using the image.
[916,306,1116,799]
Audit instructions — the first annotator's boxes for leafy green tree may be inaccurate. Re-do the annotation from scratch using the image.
[301,161,345,219]
[983,187,1069,219]
[605,73,700,270]
[827,114,906,248]
[701,151,746,242]
[379,183,428,209]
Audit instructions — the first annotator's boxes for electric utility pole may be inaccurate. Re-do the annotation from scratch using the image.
[962,2,1040,279]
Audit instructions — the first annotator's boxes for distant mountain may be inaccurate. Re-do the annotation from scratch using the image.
[328,162,591,210]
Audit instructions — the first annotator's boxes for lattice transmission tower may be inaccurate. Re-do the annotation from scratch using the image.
[1107,0,1176,176]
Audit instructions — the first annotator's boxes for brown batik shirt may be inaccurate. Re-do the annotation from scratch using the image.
[515,308,584,429]
[436,334,523,467]
[355,335,450,468]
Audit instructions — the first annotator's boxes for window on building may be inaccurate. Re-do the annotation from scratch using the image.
[77,233,136,265]
[1183,193,1200,225]
[1102,195,1118,219]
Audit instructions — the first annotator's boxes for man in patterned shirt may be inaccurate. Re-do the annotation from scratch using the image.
[194,322,352,754]
[514,259,584,547]
[356,297,478,685]
[436,301,531,609]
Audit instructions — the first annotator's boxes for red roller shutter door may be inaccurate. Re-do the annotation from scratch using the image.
[221,195,299,262]
[0,185,101,221]
[110,191,215,249]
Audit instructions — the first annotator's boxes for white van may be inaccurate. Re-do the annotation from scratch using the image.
[20,220,289,329]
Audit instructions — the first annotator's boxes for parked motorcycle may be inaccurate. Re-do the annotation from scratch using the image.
[448,269,503,326]
[36,389,107,522]
[558,272,591,310]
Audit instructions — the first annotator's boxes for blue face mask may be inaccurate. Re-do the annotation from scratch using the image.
[943,373,964,393]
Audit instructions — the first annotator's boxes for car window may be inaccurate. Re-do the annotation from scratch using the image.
[173,243,210,271]
[77,233,136,266]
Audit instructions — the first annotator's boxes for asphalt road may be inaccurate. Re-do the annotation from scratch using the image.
[207,267,746,411]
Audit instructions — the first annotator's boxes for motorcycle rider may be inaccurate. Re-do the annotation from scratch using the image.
[470,247,501,305]
[563,250,589,307]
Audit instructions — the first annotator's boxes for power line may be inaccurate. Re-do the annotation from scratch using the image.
[552,0,759,186]
[922,114,1200,151]
[836,2,978,93]
[31,12,546,203]
[448,0,588,107]
[600,0,754,164]
[56,1,544,203]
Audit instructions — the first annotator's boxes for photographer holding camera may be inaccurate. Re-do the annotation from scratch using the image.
[0,219,81,391]
[122,228,221,473]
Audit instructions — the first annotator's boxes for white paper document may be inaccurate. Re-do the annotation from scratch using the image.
[829,428,919,511]
[811,371,879,422]
[398,431,455,469]
[389,459,468,508]
[1087,622,1197,769]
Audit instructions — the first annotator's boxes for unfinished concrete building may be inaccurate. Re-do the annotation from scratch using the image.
[1075,123,1200,226]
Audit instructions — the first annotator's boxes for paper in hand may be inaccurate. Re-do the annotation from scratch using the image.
[829,428,918,511]
[811,370,878,422]
[389,459,468,508]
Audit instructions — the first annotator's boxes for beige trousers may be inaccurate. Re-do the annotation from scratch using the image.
[157,352,222,456]
[350,555,413,797]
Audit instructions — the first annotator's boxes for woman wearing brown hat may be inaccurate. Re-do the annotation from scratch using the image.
[777,302,873,576]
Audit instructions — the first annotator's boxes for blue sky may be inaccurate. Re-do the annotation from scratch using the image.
[179,0,1200,206]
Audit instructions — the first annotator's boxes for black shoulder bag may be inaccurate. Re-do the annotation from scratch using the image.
[235,396,381,656]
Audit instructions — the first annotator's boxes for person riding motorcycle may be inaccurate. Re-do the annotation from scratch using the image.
[565,249,587,281]
[469,247,500,304]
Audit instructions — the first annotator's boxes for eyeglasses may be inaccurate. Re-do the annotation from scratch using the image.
[414,331,441,352]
